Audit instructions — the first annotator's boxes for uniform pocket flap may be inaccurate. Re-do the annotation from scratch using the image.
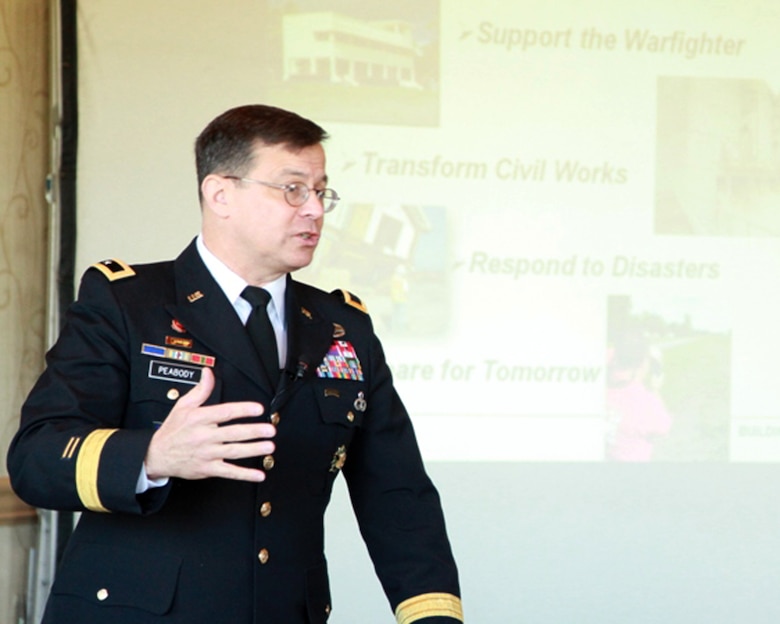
[51,542,181,615]
[314,381,366,428]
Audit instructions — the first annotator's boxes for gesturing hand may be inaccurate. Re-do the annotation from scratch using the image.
[144,367,276,482]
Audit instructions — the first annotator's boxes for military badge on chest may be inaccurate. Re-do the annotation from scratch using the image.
[316,340,363,381]
[330,445,347,473]
[140,318,216,388]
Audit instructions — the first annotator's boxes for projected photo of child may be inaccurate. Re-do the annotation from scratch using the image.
[605,329,672,461]
[605,294,731,461]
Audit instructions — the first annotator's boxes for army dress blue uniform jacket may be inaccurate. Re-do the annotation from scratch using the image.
[7,239,462,624]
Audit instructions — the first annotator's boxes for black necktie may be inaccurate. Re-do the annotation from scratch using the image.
[241,286,280,385]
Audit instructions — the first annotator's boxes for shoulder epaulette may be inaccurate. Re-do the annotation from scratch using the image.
[332,288,368,314]
[90,258,136,281]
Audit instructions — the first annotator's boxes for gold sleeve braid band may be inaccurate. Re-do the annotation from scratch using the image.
[395,593,464,624]
[75,428,119,512]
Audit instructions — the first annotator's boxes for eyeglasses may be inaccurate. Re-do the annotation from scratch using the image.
[223,175,340,212]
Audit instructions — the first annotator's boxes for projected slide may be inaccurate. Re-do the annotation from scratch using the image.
[76,0,780,463]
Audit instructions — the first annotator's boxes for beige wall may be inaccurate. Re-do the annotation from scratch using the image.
[1,0,51,621]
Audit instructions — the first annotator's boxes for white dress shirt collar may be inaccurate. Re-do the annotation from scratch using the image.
[195,235,287,365]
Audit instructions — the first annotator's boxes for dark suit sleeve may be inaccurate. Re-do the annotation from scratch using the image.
[6,268,169,515]
[342,319,463,624]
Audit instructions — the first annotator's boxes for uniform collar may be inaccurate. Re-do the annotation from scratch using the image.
[196,234,287,325]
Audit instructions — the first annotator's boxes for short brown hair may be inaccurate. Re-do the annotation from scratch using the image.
[195,104,329,199]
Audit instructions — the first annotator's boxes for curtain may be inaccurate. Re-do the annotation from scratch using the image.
[0,0,50,621]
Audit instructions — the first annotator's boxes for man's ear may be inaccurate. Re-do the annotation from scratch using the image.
[201,174,231,218]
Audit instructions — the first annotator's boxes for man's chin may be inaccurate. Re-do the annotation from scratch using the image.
[286,253,316,273]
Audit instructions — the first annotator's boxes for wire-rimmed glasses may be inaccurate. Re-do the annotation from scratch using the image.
[223,175,340,212]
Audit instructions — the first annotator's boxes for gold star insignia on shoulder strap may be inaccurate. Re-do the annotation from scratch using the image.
[332,289,368,314]
[91,258,136,281]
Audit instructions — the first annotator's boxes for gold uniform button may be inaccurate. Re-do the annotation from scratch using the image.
[270,412,280,426]
[166,388,180,401]
[259,501,272,517]
[96,588,109,601]
[258,548,270,564]
[325,604,331,615]
[262,455,275,470]
[346,411,355,422]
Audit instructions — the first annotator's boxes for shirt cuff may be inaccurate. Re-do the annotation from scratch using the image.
[136,465,170,493]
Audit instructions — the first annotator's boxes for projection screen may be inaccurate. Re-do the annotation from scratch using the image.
[73,1,780,622]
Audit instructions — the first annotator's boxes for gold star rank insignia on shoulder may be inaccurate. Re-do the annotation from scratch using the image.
[91,258,136,281]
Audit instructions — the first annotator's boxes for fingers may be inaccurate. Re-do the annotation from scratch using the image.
[146,428,275,481]
[144,368,276,482]
[176,368,265,426]
[176,366,215,410]
[144,369,277,481]
[209,464,268,483]
[203,401,265,425]
[215,423,276,444]
[219,439,276,461]
[177,368,265,421]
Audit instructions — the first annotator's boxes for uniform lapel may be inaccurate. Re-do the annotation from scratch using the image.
[164,240,271,394]
[271,278,335,411]
[285,278,335,374]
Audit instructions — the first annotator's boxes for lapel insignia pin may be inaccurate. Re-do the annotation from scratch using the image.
[301,306,313,320]
[171,319,187,333]
[332,323,345,338]
[187,291,204,303]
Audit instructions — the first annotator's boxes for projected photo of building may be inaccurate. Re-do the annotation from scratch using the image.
[655,76,780,237]
[259,2,440,126]
[282,13,422,89]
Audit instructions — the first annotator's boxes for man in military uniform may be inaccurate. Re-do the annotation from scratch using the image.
[7,105,463,623]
